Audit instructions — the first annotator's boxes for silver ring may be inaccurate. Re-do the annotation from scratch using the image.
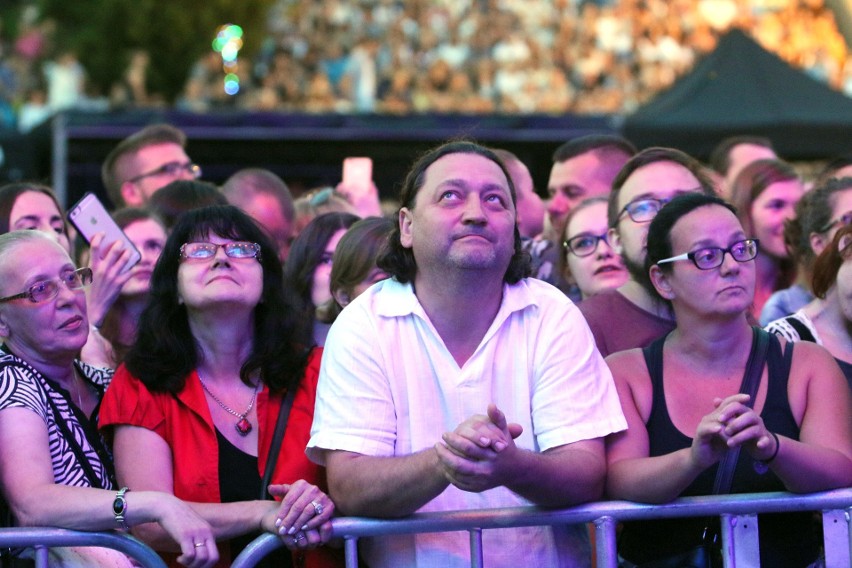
[194,542,205,548]
[295,532,307,541]
[311,500,324,516]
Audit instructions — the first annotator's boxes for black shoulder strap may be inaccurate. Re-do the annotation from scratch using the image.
[712,327,770,494]
[0,359,111,490]
[259,387,296,500]
[641,333,668,384]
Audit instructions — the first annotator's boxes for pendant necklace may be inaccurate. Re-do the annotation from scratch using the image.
[197,372,260,436]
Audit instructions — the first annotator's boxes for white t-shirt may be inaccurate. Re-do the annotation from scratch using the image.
[308,277,626,568]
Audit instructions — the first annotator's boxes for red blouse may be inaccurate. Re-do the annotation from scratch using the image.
[99,348,341,568]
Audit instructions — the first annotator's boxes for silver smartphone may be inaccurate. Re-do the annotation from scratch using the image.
[68,192,141,273]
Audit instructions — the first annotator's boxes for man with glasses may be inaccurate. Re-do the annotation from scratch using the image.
[578,148,715,357]
[101,124,201,208]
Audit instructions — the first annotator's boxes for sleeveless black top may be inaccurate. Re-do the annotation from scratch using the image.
[617,332,820,567]
[217,430,292,568]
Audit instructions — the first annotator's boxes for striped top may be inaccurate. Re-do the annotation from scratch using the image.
[0,347,114,490]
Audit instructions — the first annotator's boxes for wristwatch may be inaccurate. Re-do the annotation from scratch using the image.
[112,487,130,530]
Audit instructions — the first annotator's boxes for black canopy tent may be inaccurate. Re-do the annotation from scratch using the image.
[622,29,852,160]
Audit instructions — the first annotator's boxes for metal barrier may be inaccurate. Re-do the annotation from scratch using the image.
[0,527,168,568]
[231,488,852,568]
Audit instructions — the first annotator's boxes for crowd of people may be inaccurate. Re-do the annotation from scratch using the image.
[0,121,849,567]
[1,0,851,130]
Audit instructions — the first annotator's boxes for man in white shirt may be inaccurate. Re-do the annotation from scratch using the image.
[307,141,626,568]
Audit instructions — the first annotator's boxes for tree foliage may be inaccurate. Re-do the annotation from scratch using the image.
[37,0,274,101]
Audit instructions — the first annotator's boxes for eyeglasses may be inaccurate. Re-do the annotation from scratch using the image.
[180,242,262,261]
[128,161,202,183]
[0,267,92,304]
[617,197,673,224]
[818,210,852,233]
[657,239,759,270]
[564,233,610,257]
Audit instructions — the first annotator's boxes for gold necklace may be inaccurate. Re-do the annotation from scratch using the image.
[197,372,260,436]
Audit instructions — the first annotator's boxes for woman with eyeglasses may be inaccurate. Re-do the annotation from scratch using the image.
[605,193,852,567]
[558,197,628,300]
[729,159,805,320]
[0,182,144,369]
[0,230,217,567]
[100,206,341,568]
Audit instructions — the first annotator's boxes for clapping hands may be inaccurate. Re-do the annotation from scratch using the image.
[435,404,524,493]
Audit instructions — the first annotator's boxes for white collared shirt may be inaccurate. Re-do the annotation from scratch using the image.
[308,277,626,568]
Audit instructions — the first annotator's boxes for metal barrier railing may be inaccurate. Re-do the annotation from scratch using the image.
[231,488,852,568]
[0,527,168,568]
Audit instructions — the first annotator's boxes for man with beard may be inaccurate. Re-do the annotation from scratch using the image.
[307,141,626,568]
[578,148,715,357]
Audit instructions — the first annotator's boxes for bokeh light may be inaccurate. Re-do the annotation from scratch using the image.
[213,24,243,96]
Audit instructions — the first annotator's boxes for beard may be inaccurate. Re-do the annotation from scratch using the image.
[624,251,653,293]
[447,244,509,273]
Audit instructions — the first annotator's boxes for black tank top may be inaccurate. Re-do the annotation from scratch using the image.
[217,430,292,568]
[618,331,820,567]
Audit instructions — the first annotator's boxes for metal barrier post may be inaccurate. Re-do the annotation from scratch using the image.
[469,528,483,568]
[721,513,759,568]
[344,536,359,568]
[822,508,852,568]
[594,515,618,568]
[33,546,47,568]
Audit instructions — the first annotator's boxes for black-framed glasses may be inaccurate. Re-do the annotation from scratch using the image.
[128,161,201,183]
[818,210,852,233]
[563,233,610,257]
[617,197,672,224]
[657,239,759,270]
[0,267,92,304]
[180,241,262,261]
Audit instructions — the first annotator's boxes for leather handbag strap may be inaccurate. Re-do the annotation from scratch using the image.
[259,387,296,500]
[712,327,769,495]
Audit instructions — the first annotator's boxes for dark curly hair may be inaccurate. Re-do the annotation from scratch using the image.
[783,177,852,271]
[376,140,530,284]
[123,205,308,394]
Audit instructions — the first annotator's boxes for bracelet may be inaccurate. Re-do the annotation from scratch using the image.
[759,431,781,465]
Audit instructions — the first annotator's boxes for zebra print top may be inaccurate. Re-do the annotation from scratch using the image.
[0,347,115,490]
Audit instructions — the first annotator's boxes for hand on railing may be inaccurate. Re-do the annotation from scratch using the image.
[150,494,219,568]
[263,481,334,551]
